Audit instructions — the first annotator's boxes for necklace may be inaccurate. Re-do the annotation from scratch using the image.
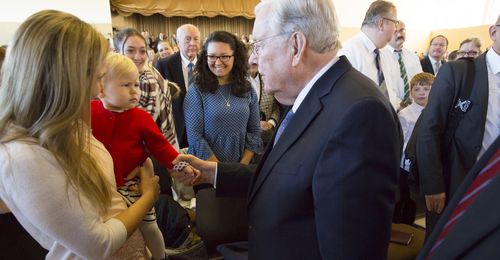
[218,89,231,107]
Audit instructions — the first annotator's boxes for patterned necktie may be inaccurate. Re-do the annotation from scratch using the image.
[395,50,410,104]
[374,49,385,86]
[374,49,389,98]
[428,150,500,258]
[274,110,294,146]
[434,61,441,74]
[187,62,194,88]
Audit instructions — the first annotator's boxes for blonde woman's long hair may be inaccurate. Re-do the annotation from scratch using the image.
[0,10,112,213]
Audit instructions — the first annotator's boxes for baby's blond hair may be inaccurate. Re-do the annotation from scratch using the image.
[104,53,138,82]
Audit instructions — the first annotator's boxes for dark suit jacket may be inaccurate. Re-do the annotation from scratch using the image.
[418,137,500,259]
[420,55,446,75]
[216,56,402,259]
[416,53,489,197]
[155,52,189,148]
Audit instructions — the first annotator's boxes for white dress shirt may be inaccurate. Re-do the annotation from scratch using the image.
[339,32,400,110]
[383,45,423,102]
[480,48,500,157]
[215,56,339,187]
[249,74,262,101]
[180,53,197,89]
[428,55,441,75]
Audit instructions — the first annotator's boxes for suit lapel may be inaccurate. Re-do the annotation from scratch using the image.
[433,176,500,258]
[430,138,500,258]
[248,56,352,204]
[173,53,186,92]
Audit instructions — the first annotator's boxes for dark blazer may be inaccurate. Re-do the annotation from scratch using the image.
[216,56,402,259]
[418,136,500,259]
[155,52,189,148]
[416,53,489,198]
[420,55,446,75]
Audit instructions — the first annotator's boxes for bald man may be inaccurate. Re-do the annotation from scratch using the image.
[156,24,201,148]
[383,20,423,109]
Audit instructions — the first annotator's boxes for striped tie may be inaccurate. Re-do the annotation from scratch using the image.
[434,61,441,75]
[187,62,194,88]
[427,150,500,258]
[395,50,411,105]
[374,49,385,86]
[374,49,389,98]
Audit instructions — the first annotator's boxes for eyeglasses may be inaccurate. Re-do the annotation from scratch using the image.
[383,17,399,27]
[249,32,292,55]
[207,55,233,63]
[457,50,479,57]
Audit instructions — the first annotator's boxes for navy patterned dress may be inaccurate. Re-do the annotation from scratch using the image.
[184,83,262,162]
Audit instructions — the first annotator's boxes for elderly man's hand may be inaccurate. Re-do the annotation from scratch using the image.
[171,154,216,186]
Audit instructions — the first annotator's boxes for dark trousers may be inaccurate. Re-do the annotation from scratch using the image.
[0,213,47,259]
[425,211,442,240]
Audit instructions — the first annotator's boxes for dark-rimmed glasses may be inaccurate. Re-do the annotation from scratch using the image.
[249,32,292,55]
[383,17,399,27]
[457,50,479,57]
[207,55,233,63]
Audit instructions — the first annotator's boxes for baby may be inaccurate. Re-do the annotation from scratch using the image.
[91,53,194,259]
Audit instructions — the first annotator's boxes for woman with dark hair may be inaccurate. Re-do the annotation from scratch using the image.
[184,31,262,166]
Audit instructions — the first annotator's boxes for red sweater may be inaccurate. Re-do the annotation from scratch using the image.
[91,100,178,186]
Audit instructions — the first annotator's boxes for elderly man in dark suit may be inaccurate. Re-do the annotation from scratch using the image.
[418,136,499,259]
[416,15,500,236]
[171,0,402,259]
[156,24,201,148]
[420,35,448,75]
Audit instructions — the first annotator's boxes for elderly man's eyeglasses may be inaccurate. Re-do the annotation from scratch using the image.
[249,32,292,55]
[383,17,399,27]
[207,55,233,63]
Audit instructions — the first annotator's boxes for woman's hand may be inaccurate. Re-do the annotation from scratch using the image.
[137,161,160,201]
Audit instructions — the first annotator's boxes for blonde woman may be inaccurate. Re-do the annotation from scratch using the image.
[0,10,160,259]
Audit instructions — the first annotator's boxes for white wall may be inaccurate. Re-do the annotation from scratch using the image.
[335,0,499,52]
[0,0,112,45]
[335,0,499,29]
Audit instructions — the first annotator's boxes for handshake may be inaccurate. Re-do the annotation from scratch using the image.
[170,154,217,186]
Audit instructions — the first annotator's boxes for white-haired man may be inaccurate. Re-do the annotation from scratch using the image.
[173,0,401,258]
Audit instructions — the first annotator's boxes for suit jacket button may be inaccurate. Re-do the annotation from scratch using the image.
[248,225,253,230]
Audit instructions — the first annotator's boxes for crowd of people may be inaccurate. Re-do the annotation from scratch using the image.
[0,0,498,259]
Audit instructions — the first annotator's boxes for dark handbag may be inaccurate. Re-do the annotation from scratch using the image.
[393,197,417,225]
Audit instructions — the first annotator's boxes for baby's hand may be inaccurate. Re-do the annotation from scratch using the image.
[170,165,201,186]
[173,161,189,172]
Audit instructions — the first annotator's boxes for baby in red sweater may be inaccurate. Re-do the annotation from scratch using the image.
[91,53,194,259]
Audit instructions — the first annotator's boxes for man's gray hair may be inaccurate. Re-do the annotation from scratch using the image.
[256,0,341,53]
[361,0,396,28]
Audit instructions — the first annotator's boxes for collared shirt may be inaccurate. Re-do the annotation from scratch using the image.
[339,31,400,110]
[398,102,424,171]
[480,48,500,157]
[292,57,339,113]
[215,56,339,187]
[249,74,262,101]
[428,55,441,74]
[384,45,423,101]
[180,53,197,89]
